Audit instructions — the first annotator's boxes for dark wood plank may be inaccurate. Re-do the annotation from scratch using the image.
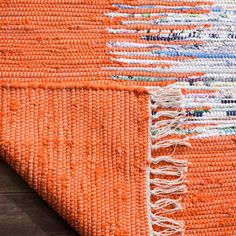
[0,193,78,236]
[0,158,78,236]
[0,159,33,193]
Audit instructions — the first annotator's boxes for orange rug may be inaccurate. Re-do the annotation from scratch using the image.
[0,1,236,235]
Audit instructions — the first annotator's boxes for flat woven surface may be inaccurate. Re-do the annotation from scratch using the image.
[177,136,236,235]
[0,84,150,235]
[0,1,236,236]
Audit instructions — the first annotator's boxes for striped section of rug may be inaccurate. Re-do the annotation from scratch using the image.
[0,0,236,235]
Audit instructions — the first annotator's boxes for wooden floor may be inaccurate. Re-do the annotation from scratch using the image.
[0,158,78,236]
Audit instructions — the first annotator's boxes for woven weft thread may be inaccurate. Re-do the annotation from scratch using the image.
[147,88,190,236]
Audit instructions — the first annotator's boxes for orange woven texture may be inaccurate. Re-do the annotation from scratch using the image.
[0,1,128,84]
[0,84,150,235]
[180,137,236,235]
[1,1,236,235]
[0,1,111,83]
[151,135,236,235]
[0,1,174,86]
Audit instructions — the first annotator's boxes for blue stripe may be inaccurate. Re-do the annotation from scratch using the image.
[153,50,236,59]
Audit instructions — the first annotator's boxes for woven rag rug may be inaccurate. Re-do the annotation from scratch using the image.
[0,0,236,235]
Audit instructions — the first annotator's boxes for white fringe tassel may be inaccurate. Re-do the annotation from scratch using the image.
[147,88,190,236]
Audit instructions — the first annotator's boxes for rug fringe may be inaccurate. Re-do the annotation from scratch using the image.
[147,87,190,236]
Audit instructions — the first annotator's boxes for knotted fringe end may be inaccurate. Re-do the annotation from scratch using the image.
[147,88,190,236]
